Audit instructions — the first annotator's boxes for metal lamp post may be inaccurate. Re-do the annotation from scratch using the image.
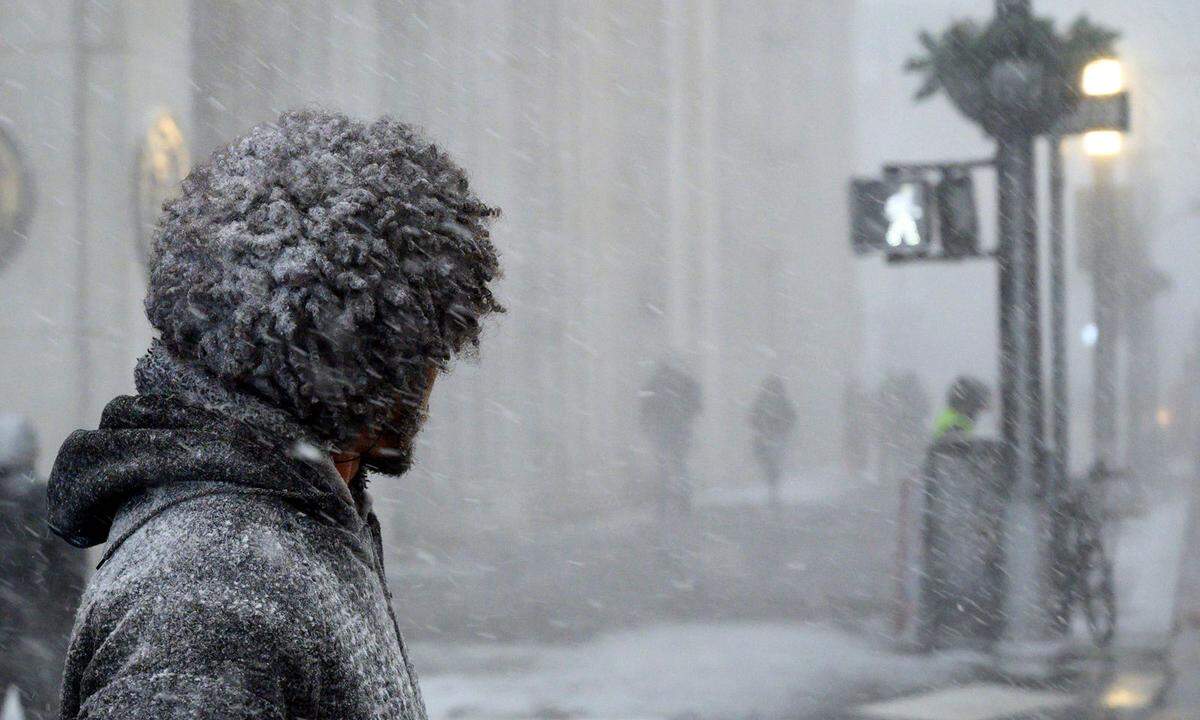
[1081,58,1125,470]
[988,0,1062,677]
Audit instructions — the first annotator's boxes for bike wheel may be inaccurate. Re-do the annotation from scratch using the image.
[1052,502,1081,634]
[1083,550,1117,647]
[1053,553,1077,634]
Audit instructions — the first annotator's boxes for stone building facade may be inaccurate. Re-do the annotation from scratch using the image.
[0,0,859,526]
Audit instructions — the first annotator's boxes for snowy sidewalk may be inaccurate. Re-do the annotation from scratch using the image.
[694,464,859,509]
[1109,482,1194,652]
[412,622,976,720]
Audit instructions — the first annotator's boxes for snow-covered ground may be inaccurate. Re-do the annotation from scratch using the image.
[1110,478,1194,651]
[694,464,862,509]
[412,622,977,720]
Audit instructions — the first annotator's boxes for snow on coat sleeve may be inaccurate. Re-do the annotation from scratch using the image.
[64,496,319,720]
[73,592,296,719]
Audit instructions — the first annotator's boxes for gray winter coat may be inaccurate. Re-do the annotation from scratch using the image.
[46,351,426,720]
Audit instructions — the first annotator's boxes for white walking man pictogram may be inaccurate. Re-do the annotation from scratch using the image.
[885,183,924,248]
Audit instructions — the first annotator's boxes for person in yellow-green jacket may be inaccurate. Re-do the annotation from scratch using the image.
[933,376,991,440]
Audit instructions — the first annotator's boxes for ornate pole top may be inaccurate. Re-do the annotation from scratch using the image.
[996,0,1032,18]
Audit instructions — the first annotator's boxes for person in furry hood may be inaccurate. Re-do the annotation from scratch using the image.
[47,109,502,720]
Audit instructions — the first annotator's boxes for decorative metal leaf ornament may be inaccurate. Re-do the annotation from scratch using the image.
[906,13,1119,137]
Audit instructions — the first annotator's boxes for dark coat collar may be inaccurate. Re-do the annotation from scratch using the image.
[48,353,366,549]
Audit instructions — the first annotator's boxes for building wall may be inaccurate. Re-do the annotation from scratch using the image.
[0,0,188,472]
[0,1,860,521]
[716,0,860,473]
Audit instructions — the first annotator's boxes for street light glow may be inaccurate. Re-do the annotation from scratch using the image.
[1083,130,1123,158]
[1103,687,1147,710]
[1082,58,1124,97]
[1100,673,1165,711]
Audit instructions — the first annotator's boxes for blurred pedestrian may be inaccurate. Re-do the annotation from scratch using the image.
[875,371,931,482]
[842,378,870,480]
[749,376,798,507]
[1171,319,1200,473]
[46,110,504,720]
[640,360,703,518]
[0,414,84,720]
[933,375,991,441]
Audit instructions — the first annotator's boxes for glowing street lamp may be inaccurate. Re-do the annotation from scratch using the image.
[1079,55,1126,482]
[1082,58,1124,97]
[1081,58,1125,158]
[1083,130,1123,158]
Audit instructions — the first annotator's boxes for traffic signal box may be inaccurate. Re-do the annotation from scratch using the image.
[850,170,980,261]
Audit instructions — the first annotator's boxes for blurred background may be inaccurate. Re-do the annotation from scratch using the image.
[2,1,1199,718]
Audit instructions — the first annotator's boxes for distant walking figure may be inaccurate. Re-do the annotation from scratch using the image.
[640,361,703,518]
[749,376,798,507]
[842,378,870,480]
[876,371,931,483]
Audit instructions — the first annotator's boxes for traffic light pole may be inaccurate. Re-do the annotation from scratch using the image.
[993,0,1060,677]
[1092,158,1119,468]
[1050,134,1068,487]
[853,0,1126,673]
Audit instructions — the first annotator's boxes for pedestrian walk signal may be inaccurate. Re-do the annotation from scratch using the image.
[850,178,931,256]
[850,170,980,260]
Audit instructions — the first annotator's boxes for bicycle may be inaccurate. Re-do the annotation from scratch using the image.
[1054,462,1118,648]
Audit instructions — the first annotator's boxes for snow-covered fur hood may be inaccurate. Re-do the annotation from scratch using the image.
[134,338,331,453]
[141,109,503,447]
[47,344,359,549]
